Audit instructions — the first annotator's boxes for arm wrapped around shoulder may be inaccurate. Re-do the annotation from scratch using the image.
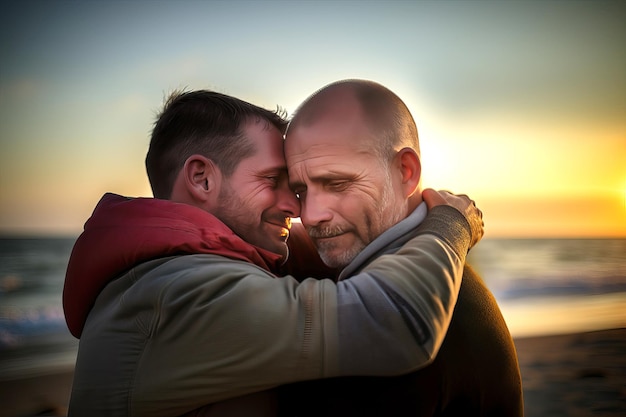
[332,206,471,376]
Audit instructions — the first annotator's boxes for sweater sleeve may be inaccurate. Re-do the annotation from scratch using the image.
[128,206,471,416]
[319,205,470,376]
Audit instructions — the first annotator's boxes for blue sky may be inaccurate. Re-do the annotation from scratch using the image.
[1,0,625,236]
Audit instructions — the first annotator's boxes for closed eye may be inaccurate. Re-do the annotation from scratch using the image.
[259,169,289,189]
[265,176,280,185]
[326,180,350,192]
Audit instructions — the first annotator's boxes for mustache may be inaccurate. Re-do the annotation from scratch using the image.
[307,224,346,239]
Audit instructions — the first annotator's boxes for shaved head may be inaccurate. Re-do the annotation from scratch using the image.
[287,79,420,162]
[284,79,423,267]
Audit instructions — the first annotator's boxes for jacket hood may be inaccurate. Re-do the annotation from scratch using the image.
[63,193,283,338]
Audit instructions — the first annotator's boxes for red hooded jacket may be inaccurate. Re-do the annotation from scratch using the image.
[62,193,286,338]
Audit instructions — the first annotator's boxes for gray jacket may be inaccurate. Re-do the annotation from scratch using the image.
[68,205,473,416]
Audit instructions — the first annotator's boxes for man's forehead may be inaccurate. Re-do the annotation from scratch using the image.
[287,143,376,175]
[239,155,287,178]
[285,127,375,165]
[237,121,287,170]
[285,88,377,167]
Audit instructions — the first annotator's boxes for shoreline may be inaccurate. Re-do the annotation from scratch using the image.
[1,327,625,417]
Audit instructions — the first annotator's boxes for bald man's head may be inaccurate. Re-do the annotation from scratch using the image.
[287,79,420,162]
[284,80,423,267]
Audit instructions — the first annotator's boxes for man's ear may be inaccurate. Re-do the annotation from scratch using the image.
[182,154,222,205]
[395,147,421,197]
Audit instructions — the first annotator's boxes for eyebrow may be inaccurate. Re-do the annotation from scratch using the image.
[289,178,305,191]
[289,170,355,189]
[256,166,289,177]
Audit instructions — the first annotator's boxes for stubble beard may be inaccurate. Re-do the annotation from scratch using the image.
[214,184,289,258]
[316,232,365,269]
[312,174,406,269]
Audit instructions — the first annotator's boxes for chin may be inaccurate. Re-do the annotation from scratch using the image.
[265,242,288,258]
[322,244,361,269]
[319,251,349,269]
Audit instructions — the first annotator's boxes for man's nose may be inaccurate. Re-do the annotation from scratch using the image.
[276,183,300,218]
[300,191,333,227]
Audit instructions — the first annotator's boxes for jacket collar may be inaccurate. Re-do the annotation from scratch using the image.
[63,193,283,338]
[338,202,428,280]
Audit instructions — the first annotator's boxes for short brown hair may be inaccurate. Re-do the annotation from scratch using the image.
[146,90,288,199]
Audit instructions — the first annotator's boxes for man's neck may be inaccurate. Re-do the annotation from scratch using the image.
[406,192,422,215]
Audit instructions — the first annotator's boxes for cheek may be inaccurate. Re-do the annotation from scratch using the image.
[335,193,374,223]
[255,188,282,211]
[238,183,274,205]
[353,186,383,208]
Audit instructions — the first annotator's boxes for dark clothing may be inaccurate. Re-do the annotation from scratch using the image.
[277,267,524,416]
[64,195,475,416]
[277,202,522,416]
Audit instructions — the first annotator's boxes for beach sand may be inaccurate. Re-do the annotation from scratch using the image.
[514,327,626,417]
[1,328,625,417]
[1,369,73,417]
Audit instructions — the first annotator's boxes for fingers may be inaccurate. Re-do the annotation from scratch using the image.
[422,188,446,210]
[423,188,484,247]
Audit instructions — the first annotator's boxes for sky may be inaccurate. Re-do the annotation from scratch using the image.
[1,0,624,238]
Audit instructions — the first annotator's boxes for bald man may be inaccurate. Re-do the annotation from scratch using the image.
[278,79,523,416]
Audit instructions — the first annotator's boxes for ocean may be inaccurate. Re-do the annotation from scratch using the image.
[0,237,625,379]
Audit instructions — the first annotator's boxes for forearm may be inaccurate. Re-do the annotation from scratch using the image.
[332,205,472,375]
[332,236,463,376]
[132,207,472,412]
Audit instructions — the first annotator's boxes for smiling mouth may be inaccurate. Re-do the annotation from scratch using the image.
[268,221,291,240]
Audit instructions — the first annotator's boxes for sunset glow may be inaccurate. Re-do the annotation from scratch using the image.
[1,1,624,238]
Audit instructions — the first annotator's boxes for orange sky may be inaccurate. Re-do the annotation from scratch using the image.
[1,1,624,238]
